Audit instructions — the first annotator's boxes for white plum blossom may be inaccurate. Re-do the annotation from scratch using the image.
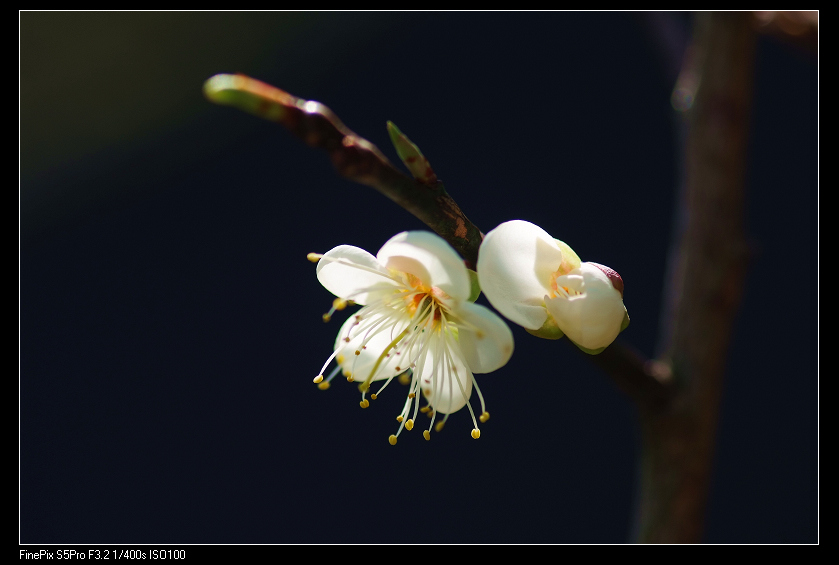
[310,231,514,444]
[477,220,628,353]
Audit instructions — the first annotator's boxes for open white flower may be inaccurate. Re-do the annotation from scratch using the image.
[310,231,514,444]
[477,220,628,353]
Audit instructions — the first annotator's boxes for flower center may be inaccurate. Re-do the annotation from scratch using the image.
[309,251,487,444]
[313,268,486,444]
[549,270,585,299]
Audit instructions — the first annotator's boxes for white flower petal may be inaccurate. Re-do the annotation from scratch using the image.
[333,314,405,382]
[477,220,565,329]
[317,245,398,305]
[453,301,514,374]
[376,231,471,302]
[416,337,473,414]
[544,263,626,350]
[313,231,517,438]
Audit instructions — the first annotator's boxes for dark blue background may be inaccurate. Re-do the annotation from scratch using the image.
[21,12,817,543]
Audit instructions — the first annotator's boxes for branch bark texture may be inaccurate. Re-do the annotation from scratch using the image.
[636,12,755,543]
[203,74,483,269]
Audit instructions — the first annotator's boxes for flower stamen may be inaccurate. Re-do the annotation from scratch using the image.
[311,231,514,444]
[440,333,482,438]
[313,363,343,390]
[359,328,409,391]
[322,298,350,323]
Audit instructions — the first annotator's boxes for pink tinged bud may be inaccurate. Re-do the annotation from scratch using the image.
[588,262,624,298]
[476,219,629,352]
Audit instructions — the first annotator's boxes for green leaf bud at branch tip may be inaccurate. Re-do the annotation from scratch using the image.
[386,121,438,185]
[203,73,292,122]
[202,73,484,268]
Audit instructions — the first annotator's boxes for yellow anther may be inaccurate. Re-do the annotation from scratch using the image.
[336,355,345,365]
[408,393,415,399]
[420,406,430,413]
[423,430,431,441]
[317,381,331,390]
[370,393,377,400]
[471,429,481,439]
[435,421,445,432]
[342,368,351,377]
[313,375,324,384]
[360,399,369,409]
[346,375,354,382]
[322,313,331,323]
[306,253,322,263]
[395,366,401,372]
[396,415,404,422]
[405,419,414,431]
[388,435,398,445]
[398,374,411,385]
[332,298,348,311]
[354,350,361,356]
[479,411,490,423]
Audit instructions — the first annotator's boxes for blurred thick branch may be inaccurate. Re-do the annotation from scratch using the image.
[635,12,754,543]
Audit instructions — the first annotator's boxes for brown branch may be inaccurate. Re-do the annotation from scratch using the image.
[753,11,818,56]
[203,74,483,269]
[578,339,673,408]
[635,12,755,543]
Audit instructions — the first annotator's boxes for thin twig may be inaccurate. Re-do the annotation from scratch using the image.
[203,74,483,269]
[578,339,672,407]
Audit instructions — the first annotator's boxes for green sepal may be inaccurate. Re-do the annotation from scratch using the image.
[467,269,481,302]
[525,315,565,340]
[570,312,630,355]
[386,121,438,184]
[620,311,630,333]
[554,239,581,275]
[571,341,608,355]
